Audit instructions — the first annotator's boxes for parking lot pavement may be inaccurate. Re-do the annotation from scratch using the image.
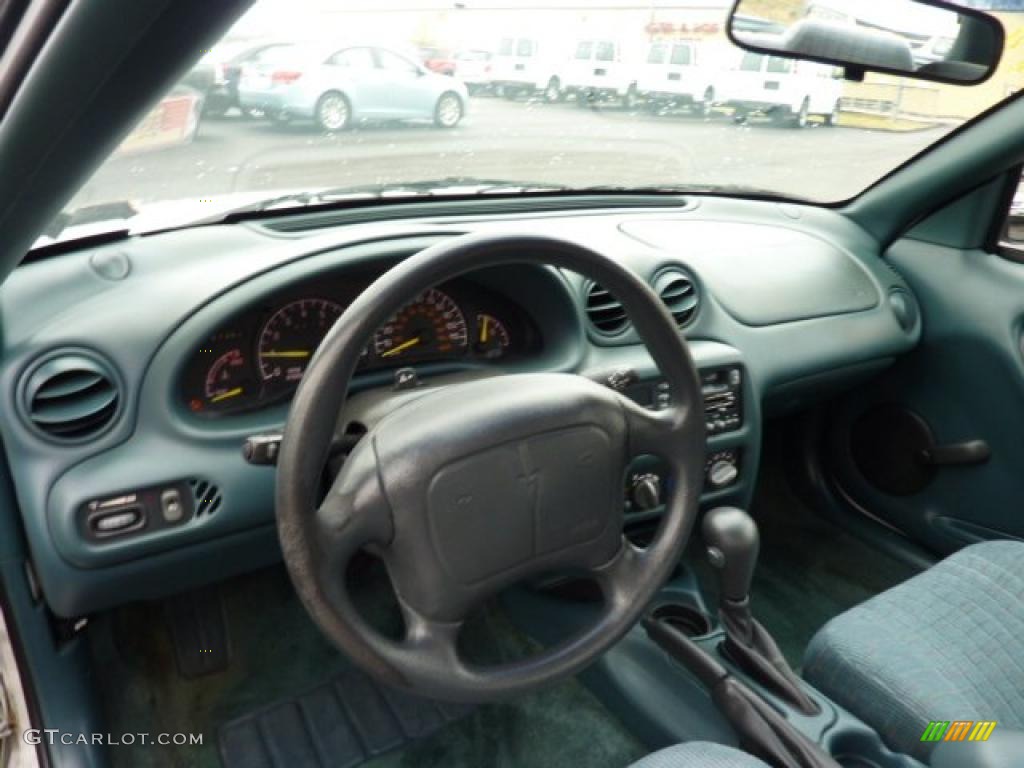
[71,96,955,210]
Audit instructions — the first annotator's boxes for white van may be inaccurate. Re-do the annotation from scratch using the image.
[635,40,717,115]
[716,51,842,128]
[489,36,566,102]
[562,39,638,105]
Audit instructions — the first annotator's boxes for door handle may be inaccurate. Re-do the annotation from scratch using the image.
[919,440,991,467]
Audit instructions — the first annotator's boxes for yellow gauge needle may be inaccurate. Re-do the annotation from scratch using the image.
[261,350,311,359]
[480,315,489,343]
[210,387,243,403]
[380,337,421,358]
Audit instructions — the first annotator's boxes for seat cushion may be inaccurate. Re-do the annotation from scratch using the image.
[628,742,770,768]
[804,540,1024,761]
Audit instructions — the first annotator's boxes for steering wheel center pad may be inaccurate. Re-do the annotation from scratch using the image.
[372,373,627,621]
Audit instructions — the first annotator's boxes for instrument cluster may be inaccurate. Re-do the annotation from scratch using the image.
[180,276,537,416]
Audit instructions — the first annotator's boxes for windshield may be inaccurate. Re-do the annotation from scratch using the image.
[54,0,1023,243]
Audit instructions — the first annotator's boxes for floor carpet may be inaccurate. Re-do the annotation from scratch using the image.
[88,562,646,768]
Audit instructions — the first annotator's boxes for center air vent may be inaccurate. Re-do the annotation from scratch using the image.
[585,282,630,335]
[22,353,120,442]
[655,269,699,328]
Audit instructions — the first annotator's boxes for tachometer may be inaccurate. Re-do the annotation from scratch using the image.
[373,288,467,362]
[258,298,344,384]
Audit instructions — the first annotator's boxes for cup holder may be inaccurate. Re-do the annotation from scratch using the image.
[651,603,714,638]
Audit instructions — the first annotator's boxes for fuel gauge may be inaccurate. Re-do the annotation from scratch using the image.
[474,314,511,360]
[201,348,253,411]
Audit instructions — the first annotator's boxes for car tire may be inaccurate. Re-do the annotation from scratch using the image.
[203,99,229,119]
[315,91,350,132]
[825,99,841,127]
[434,92,463,128]
[544,77,563,103]
[622,84,639,110]
[732,111,748,125]
[791,97,810,129]
[699,87,715,118]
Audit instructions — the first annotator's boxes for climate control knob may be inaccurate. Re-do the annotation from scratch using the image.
[630,473,662,510]
[708,459,739,489]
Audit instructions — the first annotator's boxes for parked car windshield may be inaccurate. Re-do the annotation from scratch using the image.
[50,0,1021,245]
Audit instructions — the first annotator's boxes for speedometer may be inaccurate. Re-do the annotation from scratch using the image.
[258,298,344,384]
[373,288,467,362]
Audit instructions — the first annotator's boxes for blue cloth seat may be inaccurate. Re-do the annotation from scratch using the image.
[628,743,770,768]
[803,540,1024,761]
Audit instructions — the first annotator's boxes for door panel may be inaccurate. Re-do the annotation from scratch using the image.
[325,47,377,115]
[373,48,431,117]
[827,238,1024,555]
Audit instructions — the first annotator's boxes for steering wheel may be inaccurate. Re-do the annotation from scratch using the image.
[276,233,705,702]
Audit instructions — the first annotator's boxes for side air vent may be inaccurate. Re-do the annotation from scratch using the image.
[655,269,699,328]
[22,353,120,442]
[189,479,223,518]
[585,282,630,335]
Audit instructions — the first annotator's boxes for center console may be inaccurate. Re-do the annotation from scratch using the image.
[623,364,751,519]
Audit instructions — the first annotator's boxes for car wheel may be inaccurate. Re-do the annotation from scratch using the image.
[732,111,748,125]
[621,84,639,110]
[434,92,463,128]
[203,99,229,119]
[315,91,350,132]
[791,97,810,129]
[826,99,841,127]
[699,87,715,118]
[543,77,562,103]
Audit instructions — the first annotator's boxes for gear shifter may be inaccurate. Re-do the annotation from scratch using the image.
[703,507,820,715]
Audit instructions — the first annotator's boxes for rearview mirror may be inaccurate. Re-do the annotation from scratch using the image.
[727,0,1004,85]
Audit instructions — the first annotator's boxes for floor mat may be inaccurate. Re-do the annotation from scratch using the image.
[687,438,920,669]
[89,564,645,768]
[218,668,474,768]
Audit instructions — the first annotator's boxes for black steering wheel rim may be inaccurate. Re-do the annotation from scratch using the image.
[276,232,705,702]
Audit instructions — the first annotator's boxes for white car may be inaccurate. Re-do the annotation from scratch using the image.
[561,39,638,105]
[635,40,717,115]
[489,36,567,102]
[716,51,842,128]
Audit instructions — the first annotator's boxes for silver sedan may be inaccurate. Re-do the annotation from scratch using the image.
[239,43,468,131]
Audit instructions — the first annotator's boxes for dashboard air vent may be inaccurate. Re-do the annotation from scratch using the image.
[585,282,630,335]
[22,354,120,441]
[655,270,699,328]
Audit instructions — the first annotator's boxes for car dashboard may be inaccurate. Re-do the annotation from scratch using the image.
[0,195,921,617]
